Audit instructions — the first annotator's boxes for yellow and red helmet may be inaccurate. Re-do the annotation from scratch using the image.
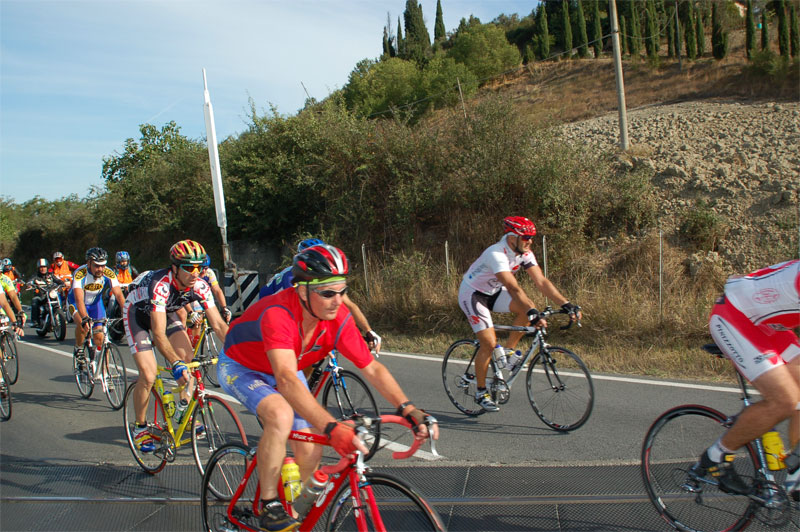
[169,240,207,266]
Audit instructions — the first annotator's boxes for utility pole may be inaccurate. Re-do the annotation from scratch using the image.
[609,0,629,151]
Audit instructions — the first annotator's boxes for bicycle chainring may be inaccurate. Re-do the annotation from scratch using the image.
[753,479,791,527]
[492,379,510,404]
[154,430,177,463]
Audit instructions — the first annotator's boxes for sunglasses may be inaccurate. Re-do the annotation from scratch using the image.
[519,235,534,241]
[179,264,201,274]
[311,286,348,299]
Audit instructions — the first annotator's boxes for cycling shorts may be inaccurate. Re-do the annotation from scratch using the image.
[122,300,186,355]
[458,282,513,333]
[217,350,312,431]
[67,290,106,327]
[709,296,800,383]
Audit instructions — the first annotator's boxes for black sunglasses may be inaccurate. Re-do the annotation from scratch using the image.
[311,286,348,299]
[519,234,534,241]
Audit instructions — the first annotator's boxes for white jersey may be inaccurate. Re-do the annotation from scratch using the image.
[724,259,800,328]
[71,264,120,306]
[461,235,538,295]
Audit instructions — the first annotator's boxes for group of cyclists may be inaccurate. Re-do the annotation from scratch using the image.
[4,213,799,530]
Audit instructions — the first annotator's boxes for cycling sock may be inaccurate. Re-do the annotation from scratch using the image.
[707,438,734,462]
[476,387,487,393]
[260,497,280,511]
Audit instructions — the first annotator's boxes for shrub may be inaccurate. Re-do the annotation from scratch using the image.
[678,201,728,251]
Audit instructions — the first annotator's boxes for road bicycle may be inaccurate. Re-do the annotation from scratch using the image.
[641,343,800,532]
[122,357,248,478]
[0,313,20,385]
[442,306,594,431]
[0,318,16,421]
[190,313,222,387]
[200,415,446,531]
[73,318,128,409]
[26,281,67,341]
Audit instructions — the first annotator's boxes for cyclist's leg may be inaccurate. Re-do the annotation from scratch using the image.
[67,291,87,349]
[457,283,496,390]
[124,304,159,425]
[493,288,529,350]
[165,312,195,403]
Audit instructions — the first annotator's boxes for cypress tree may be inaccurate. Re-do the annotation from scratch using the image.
[777,0,789,57]
[685,0,697,60]
[696,4,705,56]
[538,4,551,59]
[621,14,628,55]
[592,0,603,58]
[745,0,756,59]
[761,10,769,51]
[630,2,642,57]
[403,0,431,63]
[396,17,405,58]
[562,0,573,56]
[577,0,589,57]
[645,0,659,58]
[667,2,675,57]
[383,26,391,57]
[712,0,728,59]
[791,3,799,57]
[434,0,446,44]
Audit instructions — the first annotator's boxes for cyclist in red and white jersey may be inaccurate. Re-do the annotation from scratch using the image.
[218,244,437,532]
[123,240,229,453]
[458,216,581,412]
[700,259,800,497]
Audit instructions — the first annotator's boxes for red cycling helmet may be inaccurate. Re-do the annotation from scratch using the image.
[503,216,537,237]
[292,244,349,284]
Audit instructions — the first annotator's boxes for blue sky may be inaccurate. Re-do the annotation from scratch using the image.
[0,0,535,204]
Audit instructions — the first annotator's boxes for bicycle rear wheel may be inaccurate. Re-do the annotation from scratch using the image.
[321,369,380,460]
[73,348,94,398]
[526,346,594,431]
[198,330,221,387]
[122,382,170,474]
[102,344,127,410]
[326,472,445,531]
[443,339,502,416]
[193,394,248,496]
[2,332,19,385]
[641,404,759,532]
[201,443,257,532]
[0,358,11,421]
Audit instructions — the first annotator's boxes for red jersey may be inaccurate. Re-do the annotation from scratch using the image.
[223,286,372,374]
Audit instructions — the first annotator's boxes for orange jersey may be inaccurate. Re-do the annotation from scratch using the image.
[115,267,133,285]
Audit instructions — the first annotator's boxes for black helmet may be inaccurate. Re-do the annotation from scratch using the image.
[37,258,49,268]
[291,244,349,283]
[86,247,108,265]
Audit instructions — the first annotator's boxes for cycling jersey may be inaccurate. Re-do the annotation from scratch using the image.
[723,260,799,329]
[0,274,14,295]
[461,235,538,295]
[114,266,139,285]
[70,265,120,306]
[202,267,219,286]
[259,266,293,299]
[126,268,215,330]
[50,260,78,282]
[223,286,372,374]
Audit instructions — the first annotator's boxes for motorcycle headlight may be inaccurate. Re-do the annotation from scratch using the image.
[49,290,58,298]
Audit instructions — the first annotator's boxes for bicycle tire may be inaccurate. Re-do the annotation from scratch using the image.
[321,369,381,460]
[122,382,169,474]
[73,348,94,398]
[2,332,19,385]
[201,443,256,532]
[326,472,446,532]
[54,309,67,341]
[526,346,594,431]
[641,404,760,532]
[442,339,482,415]
[193,394,248,497]
[198,330,221,387]
[102,344,127,410]
[0,357,11,421]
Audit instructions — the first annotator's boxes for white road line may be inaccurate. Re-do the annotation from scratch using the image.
[19,339,442,460]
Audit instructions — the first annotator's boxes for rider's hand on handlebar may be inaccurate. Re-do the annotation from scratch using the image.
[188,311,203,326]
[398,404,439,442]
[560,301,582,322]
[527,308,547,329]
[81,315,92,332]
[325,421,369,456]
[364,330,382,355]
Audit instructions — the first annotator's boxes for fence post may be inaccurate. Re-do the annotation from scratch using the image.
[361,243,369,297]
[542,235,548,306]
[659,229,663,323]
[445,240,450,277]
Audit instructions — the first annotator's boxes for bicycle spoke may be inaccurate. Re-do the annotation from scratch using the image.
[322,370,380,460]
[103,344,127,410]
[193,395,248,495]
[526,347,593,431]
[201,443,256,532]
[2,333,19,385]
[123,382,169,474]
[442,339,486,416]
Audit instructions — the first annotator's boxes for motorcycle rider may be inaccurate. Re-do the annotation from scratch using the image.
[113,251,139,290]
[28,258,65,328]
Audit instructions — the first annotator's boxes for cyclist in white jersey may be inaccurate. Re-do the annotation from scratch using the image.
[698,259,800,498]
[458,216,581,412]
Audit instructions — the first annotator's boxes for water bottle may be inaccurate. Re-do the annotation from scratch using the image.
[173,398,189,424]
[508,350,523,371]
[493,344,507,369]
[162,390,176,418]
[292,470,330,518]
[280,457,302,502]
[762,430,786,471]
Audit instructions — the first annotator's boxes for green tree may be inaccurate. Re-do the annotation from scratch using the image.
[419,55,478,109]
[403,0,431,64]
[695,3,705,56]
[342,58,424,118]
[628,1,642,57]
[712,1,728,59]
[449,23,522,80]
[101,121,192,184]
[561,0,573,56]
[685,0,698,60]
[620,14,628,55]
[777,0,790,56]
[667,2,676,57]
[397,17,405,58]
[434,0,446,44]
[746,0,756,59]
[645,0,659,58]
[537,4,551,58]
[576,0,589,57]
[762,10,769,51]
[791,3,799,57]
[592,0,603,57]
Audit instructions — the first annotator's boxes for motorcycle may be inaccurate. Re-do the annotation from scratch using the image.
[27,282,67,341]
[104,285,128,344]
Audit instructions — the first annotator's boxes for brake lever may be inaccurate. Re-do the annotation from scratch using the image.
[425,415,440,458]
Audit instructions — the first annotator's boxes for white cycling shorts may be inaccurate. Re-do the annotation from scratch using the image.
[458,282,513,333]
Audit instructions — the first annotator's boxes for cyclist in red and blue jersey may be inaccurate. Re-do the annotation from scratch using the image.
[219,243,437,532]
[696,260,800,498]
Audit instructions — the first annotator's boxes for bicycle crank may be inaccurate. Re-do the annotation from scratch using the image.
[753,480,791,527]
[154,431,177,463]
[492,379,510,404]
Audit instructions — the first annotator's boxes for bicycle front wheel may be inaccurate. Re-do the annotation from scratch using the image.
[0,358,11,421]
[122,382,170,474]
[641,405,759,532]
[321,369,381,460]
[102,344,127,410]
[198,330,221,387]
[193,394,248,494]
[2,332,19,385]
[326,472,446,532]
[442,339,486,416]
[73,349,94,398]
[201,443,256,532]
[526,346,594,431]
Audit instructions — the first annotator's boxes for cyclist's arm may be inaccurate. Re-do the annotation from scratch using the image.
[209,282,227,313]
[0,291,17,323]
[73,286,90,327]
[4,286,25,322]
[342,295,371,335]
[204,304,229,340]
[110,284,126,309]
[525,265,582,320]
[495,270,537,309]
